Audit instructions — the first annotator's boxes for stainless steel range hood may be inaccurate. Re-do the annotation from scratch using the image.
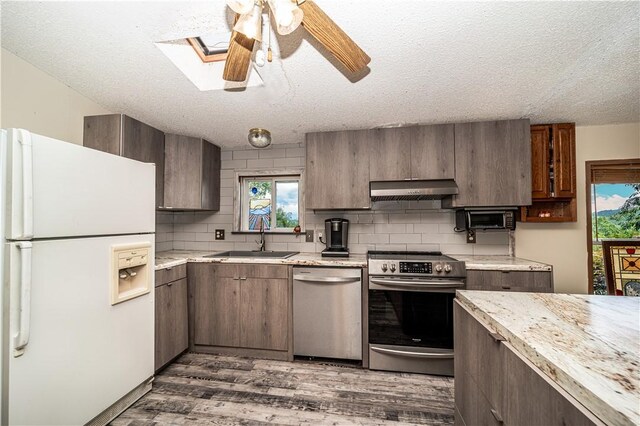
[370,179,459,201]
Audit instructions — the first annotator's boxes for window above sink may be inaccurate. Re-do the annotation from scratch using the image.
[234,169,305,233]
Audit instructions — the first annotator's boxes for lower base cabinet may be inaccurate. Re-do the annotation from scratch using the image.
[466,270,553,292]
[155,272,189,371]
[454,300,603,426]
[189,263,291,359]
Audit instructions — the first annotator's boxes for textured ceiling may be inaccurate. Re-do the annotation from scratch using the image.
[2,1,639,147]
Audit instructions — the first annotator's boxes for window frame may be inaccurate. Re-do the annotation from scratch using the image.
[585,159,640,294]
[234,169,305,233]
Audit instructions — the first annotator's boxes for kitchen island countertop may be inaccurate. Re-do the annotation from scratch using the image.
[456,290,640,426]
[155,250,368,270]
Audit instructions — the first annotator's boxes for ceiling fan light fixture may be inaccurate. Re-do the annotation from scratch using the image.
[233,0,264,42]
[267,0,303,35]
[248,128,272,148]
[226,0,254,14]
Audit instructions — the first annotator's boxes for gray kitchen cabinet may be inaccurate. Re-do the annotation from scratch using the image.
[189,263,291,359]
[466,270,553,293]
[155,265,188,371]
[369,127,412,181]
[163,134,221,211]
[443,119,531,208]
[306,129,372,210]
[410,124,455,180]
[84,114,165,207]
[369,124,455,182]
[454,301,602,426]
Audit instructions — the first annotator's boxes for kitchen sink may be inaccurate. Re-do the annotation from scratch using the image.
[205,250,299,259]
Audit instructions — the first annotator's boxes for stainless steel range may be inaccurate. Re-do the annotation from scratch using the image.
[367,251,466,376]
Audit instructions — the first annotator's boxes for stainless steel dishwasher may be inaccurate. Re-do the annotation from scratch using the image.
[293,267,362,360]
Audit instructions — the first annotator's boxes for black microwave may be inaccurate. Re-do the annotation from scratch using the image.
[455,209,516,231]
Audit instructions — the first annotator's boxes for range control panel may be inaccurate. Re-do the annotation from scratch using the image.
[400,262,432,274]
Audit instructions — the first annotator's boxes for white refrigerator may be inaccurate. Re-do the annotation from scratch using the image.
[1,129,156,425]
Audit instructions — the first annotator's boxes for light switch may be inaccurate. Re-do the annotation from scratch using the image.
[305,230,314,242]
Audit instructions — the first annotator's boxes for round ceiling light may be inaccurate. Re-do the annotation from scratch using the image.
[248,128,272,148]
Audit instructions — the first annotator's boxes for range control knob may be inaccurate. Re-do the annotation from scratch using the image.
[381,264,388,272]
[390,264,396,273]
[434,264,443,273]
[444,264,452,273]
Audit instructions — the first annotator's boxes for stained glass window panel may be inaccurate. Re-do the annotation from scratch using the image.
[247,180,271,230]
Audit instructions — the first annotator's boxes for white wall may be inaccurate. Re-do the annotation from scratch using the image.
[0,48,111,144]
[516,123,640,294]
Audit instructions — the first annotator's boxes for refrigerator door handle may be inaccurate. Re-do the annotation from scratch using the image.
[13,242,33,357]
[18,129,34,239]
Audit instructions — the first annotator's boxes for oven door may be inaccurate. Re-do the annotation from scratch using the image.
[368,277,463,350]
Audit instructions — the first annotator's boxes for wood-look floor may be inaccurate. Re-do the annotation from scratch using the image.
[111,353,455,425]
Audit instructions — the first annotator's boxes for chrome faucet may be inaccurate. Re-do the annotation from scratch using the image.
[256,216,266,252]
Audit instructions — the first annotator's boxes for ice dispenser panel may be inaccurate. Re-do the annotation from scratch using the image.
[111,242,152,305]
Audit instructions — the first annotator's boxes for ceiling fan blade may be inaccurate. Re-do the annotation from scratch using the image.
[223,16,256,82]
[299,0,370,73]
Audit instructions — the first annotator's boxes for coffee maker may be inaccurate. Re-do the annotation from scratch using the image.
[321,218,350,257]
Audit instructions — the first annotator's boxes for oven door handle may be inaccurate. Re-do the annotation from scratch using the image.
[369,277,464,291]
[370,346,454,359]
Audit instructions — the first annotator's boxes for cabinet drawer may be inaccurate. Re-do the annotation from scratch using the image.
[466,270,553,292]
[155,263,187,287]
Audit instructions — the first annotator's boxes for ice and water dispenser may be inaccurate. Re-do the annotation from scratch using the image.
[110,243,152,305]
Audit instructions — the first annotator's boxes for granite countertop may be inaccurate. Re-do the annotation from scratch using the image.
[450,255,552,271]
[155,250,368,270]
[456,290,640,426]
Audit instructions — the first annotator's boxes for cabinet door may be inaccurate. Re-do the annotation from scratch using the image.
[239,278,289,351]
[122,116,165,207]
[155,278,188,371]
[369,127,412,181]
[191,264,240,347]
[83,114,122,155]
[503,342,600,426]
[164,134,202,209]
[530,125,551,199]
[306,129,372,209]
[448,119,531,207]
[410,124,455,180]
[553,124,576,198]
[200,140,221,211]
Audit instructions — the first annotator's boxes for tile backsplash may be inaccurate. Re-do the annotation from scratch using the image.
[155,143,511,256]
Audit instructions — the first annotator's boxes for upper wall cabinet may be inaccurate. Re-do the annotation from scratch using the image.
[163,134,221,211]
[84,114,165,207]
[306,129,373,210]
[443,119,532,208]
[369,124,455,181]
[521,123,577,222]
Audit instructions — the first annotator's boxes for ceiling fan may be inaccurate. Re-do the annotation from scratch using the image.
[223,0,371,82]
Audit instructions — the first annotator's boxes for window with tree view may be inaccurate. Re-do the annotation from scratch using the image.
[591,183,639,294]
[241,176,301,232]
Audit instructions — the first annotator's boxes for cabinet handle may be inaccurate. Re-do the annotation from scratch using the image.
[167,282,172,287]
[501,286,511,290]
[490,409,504,423]
[233,277,240,281]
[489,332,505,343]
[166,266,173,271]
[240,277,247,281]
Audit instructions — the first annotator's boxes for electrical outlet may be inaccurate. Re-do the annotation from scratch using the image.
[215,229,225,240]
[305,230,314,242]
[466,229,476,244]
[318,232,323,243]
